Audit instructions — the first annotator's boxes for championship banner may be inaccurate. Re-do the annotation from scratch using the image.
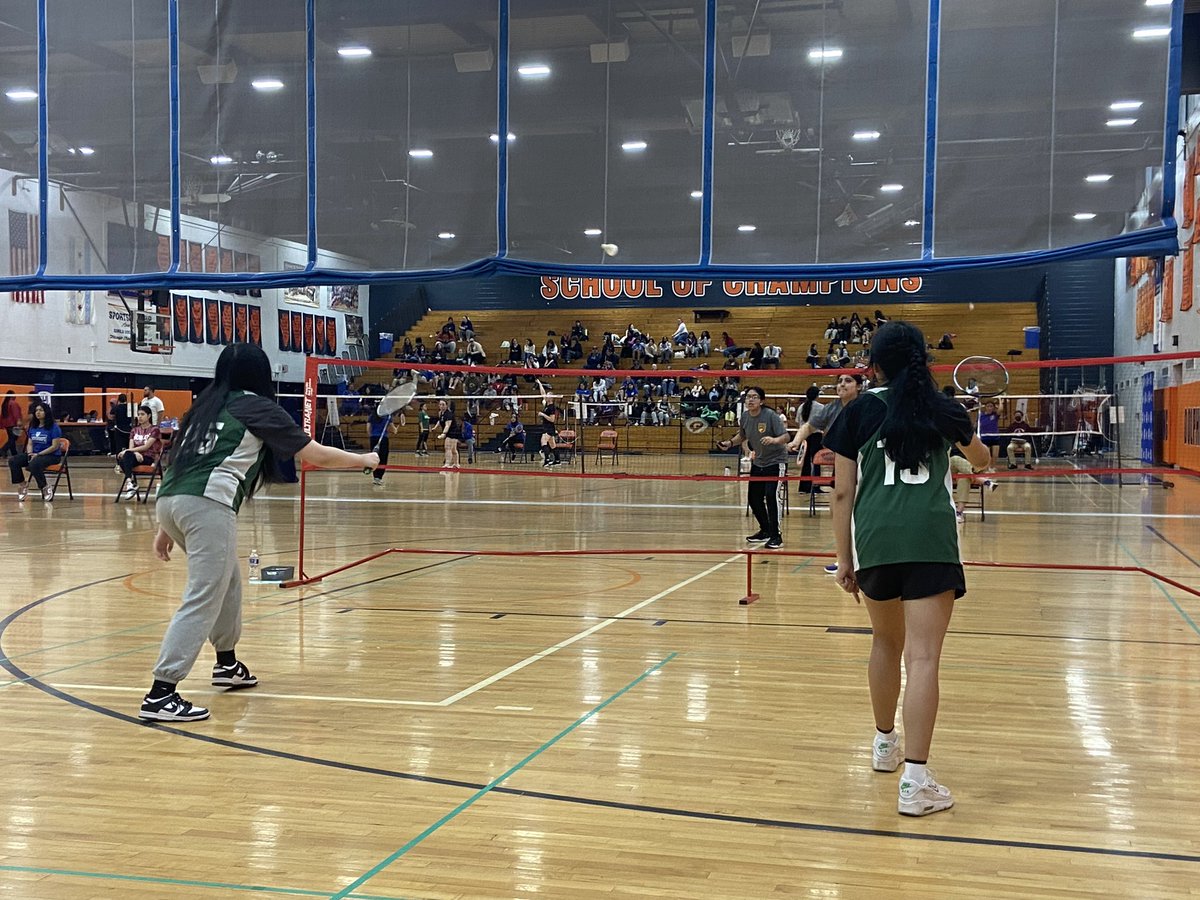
[248,254,262,298]
[234,304,248,343]
[290,311,303,352]
[249,306,262,348]
[278,310,291,352]
[1160,258,1174,323]
[172,293,188,342]
[189,296,204,343]
[205,246,218,273]
[325,317,337,355]
[205,297,221,344]
[1182,247,1193,313]
[220,300,235,344]
[189,242,203,273]
[303,314,315,353]
[314,315,328,355]
[157,235,171,270]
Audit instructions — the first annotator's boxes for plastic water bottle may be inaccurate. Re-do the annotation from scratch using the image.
[248,549,260,583]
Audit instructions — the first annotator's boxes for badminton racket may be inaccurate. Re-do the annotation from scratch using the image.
[362,383,417,473]
[952,356,1009,398]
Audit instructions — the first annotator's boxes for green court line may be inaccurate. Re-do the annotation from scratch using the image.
[329,651,678,900]
[792,538,835,573]
[1117,541,1200,640]
[0,864,415,899]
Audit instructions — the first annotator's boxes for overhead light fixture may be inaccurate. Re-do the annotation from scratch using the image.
[437,232,455,239]
[1107,118,1137,127]
[337,46,372,58]
[737,224,757,233]
[807,48,843,62]
[904,219,920,227]
[852,130,881,141]
[210,154,233,165]
[488,132,516,143]
[1085,174,1113,183]
[590,39,630,64]
[78,146,95,156]
[517,64,551,78]
[1109,100,1143,111]
[5,88,37,101]
[408,148,433,158]
[1131,26,1171,38]
[733,33,771,58]
[690,190,703,199]
[879,183,904,193]
[621,140,648,152]
[1073,212,1097,220]
[454,49,495,73]
[583,228,602,236]
[1145,0,1171,6]
[251,78,285,91]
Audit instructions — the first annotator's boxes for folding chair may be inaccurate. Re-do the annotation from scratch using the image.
[44,439,73,501]
[556,429,577,464]
[808,448,836,516]
[115,430,172,504]
[595,429,619,463]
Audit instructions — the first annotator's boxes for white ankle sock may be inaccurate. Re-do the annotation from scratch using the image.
[903,762,927,784]
[876,729,897,746]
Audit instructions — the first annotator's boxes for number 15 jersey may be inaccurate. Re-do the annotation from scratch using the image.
[823,387,974,570]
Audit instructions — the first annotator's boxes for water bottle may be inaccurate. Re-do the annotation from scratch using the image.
[248,549,261,583]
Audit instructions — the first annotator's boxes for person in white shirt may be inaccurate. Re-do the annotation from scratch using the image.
[142,386,166,425]
[672,319,690,345]
[762,342,782,369]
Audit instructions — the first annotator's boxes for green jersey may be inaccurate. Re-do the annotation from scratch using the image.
[822,387,974,570]
[158,391,311,512]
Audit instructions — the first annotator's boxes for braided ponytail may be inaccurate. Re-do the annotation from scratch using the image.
[873,322,944,472]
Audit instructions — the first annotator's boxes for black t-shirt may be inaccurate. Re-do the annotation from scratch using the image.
[824,390,974,462]
[540,403,559,432]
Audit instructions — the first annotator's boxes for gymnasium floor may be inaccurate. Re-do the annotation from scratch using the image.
[1,457,1198,898]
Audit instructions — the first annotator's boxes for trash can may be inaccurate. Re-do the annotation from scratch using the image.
[1023,326,1040,350]
[378,332,394,354]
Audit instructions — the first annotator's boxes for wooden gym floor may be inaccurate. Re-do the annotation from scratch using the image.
[1,457,1198,898]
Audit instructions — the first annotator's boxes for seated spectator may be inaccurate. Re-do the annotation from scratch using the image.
[441,317,457,340]
[849,321,861,344]
[570,320,588,341]
[937,332,956,351]
[401,336,414,359]
[720,331,743,357]
[585,347,602,369]
[9,400,65,502]
[658,336,672,360]
[747,342,765,369]
[978,400,1003,470]
[522,338,538,366]
[699,330,712,356]
[823,318,839,341]
[542,338,560,366]
[498,414,525,457]
[874,308,888,326]
[413,337,427,360]
[466,338,486,365]
[1005,410,1036,469]
[762,340,782,369]
[683,332,700,357]
[460,315,474,340]
[507,337,523,364]
[806,343,821,368]
[672,318,690,345]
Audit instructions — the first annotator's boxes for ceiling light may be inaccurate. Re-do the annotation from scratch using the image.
[1132,26,1171,39]
[1106,118,1137,127]
[251,78,285,91]
[690,190,703,199]
[1085,174,1113,183]
[78,146,95,156]
[1073,212,1097,220]
[583,228,602,236]
[337,46,372,58]
[737,224,757,233]
[488,132,516,143]
[437,232,455,239]
[879,183,904,193]
[852,130,881,141]
[1145,0,1171,5]
[5,88,37,101]
[621,140,648,152]
[517,64,551,77]
[904,219,920,227]
[807,48,843,61]
[210,154,232,165]
[1109,100,1143,111]
[408,148,433,158]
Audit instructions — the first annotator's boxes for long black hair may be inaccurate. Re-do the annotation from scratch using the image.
[800,385,821,422]
[28,400,52,428]
[172,343,283,497]
[872,321,945,472]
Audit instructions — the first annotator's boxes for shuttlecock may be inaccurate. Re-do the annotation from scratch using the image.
[600,243,619,257]
[968,302,976,311]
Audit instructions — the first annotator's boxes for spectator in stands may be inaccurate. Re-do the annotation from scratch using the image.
[747,342,765,369]
[683,332,700,357]
[142,385,165,425]
[116,404,163,499]
[824,318,839,341]
[460,315,474,340]
[657,336,672,361]
[673,318,690,345]
[873,308,888,326]
[850,320,862,344]
[9,400,65,502]
[978,400,1003,470]
[571,320,588,342]
[442,317,457,340]
[699,330,712,356]
[1005,410,1036,469]
[465,337,486,365]
[564,335,583,363]
[838,344,852,368]
[721,331,743,358]
[401,337,414,359]
[806,343,821,368]
[1,391,22,459]
[585,346,602,369]
[762,340,782,369]
[541,336,560,367]
[522,338,538,366]
[413,337,427,360]
[937,332,956,351]
[861,319,875,344]
[506,337,522,364]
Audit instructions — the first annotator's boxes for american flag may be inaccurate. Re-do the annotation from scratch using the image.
[9,210,44,303]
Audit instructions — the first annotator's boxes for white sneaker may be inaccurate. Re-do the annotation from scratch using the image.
[898,772,954,817]
[955,510,965,526]
[984,479,998,492]
[872,732,902,772]
[16,484,28,502]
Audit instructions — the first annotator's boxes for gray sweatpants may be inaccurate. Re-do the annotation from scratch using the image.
[152,494,243,684]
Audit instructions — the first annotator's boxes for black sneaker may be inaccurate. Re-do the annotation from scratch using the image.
[765,536,783,550]
[212,660,258,690]
[139,691,210,722]
[746,531,770,543]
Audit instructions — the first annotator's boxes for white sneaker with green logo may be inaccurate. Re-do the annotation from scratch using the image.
[898,772,954,816]
[872,732,902,772]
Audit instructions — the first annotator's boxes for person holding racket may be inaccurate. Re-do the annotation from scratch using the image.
[140,343,378,723]
[717,386,788,550]
[538,388,561,468]
[368,400,399,486]
[822,322,991,816]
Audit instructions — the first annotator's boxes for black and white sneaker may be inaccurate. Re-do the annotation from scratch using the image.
[139,691,210,722]
[765,536,783,550]
[746,531,771,543]
[211,660,258,690]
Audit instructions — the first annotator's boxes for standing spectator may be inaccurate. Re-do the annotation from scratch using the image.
[106,392,131,454]
[717,386,788,550]
[8,400,65,502]
[415,401,431,456]
[1,391,22,458]
[117,404,162,499]
[142,385,166,425]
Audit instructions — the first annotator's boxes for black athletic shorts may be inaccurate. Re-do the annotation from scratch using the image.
[856,562,966,602]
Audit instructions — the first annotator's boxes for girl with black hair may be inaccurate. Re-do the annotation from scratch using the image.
[1,391,21,458]
[9,400,64,502]
[822,321,990,817]
[140,343,378,723]
[795,385,824,494]
[716,386,788,549]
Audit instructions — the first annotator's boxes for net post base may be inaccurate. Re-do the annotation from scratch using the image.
[739,592,760,606]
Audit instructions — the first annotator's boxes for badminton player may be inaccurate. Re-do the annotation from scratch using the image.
[139,343,378,722]
[822,322,990,815]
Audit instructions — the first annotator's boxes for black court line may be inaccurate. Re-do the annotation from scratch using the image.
[332,606,1200,648]
[278,556,472,605]
[4,582,1200,867]
[1146,525,1200,570]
